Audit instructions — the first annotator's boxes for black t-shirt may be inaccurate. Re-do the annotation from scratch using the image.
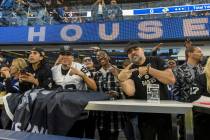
[196,73,209,97]
[129,56,169,100]
[19,63,53,93]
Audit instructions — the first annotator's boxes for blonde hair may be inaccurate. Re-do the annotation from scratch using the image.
[204,57,210,93]
[12,58,28,72]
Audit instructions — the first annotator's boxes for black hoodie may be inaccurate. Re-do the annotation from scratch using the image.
[19,63,53,93]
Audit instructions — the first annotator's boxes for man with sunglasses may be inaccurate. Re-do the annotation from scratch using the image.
[81,56,97,139]
[118,44,175,140]
[94,50,126,140]
[167,59,177,69]
[82,57,95,77]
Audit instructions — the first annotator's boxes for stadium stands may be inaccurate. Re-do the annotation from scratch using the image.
[0,0,210,26]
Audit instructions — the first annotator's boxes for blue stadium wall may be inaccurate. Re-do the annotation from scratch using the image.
[0,16,210,44]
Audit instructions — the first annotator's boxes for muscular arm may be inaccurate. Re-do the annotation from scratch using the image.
[120,79,135,97]
[148,67,176,85]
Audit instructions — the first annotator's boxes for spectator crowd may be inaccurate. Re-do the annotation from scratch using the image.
[0,0,209,26]
[0,39,209,140]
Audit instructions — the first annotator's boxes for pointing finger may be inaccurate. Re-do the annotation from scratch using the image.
[125,63,133,70]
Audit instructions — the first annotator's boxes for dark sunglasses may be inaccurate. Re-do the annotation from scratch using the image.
[60,52,72,56]
[168,62,175,65]
[83,59,92,62]
[96,56,107,61]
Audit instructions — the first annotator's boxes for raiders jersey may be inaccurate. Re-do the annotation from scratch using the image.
[51,62,91,90]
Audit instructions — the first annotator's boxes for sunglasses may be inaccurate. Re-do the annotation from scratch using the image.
[96,56,108,61]
[83,59,92,62]
[168,62,175,65]
[60,52,72,56]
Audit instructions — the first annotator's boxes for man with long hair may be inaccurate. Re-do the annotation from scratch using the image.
[19,47,53,92]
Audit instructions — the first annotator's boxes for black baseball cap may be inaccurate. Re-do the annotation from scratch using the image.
[125,42,141,54]
[60,46,73,55]
[31,47,45,57]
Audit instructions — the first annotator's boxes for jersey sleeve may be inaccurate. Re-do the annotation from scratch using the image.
[80,65,91,77]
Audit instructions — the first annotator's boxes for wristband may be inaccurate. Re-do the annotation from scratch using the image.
[146,65,150,74]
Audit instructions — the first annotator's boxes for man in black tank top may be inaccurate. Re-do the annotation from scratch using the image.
[118,44,176,140]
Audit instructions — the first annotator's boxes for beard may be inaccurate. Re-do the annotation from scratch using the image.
[130,55,142,65]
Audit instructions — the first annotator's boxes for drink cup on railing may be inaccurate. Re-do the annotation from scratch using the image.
[147,84,160,103]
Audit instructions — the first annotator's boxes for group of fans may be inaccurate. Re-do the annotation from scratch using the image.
[0,0,123,26]
[0,40,209,140]
[1,0,210,26]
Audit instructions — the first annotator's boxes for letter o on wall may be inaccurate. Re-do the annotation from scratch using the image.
[60,25,82,42]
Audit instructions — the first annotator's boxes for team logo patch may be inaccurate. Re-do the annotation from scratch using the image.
[145,75,149,79]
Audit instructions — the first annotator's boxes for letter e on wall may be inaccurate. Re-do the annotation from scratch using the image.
[183,18,209,37]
